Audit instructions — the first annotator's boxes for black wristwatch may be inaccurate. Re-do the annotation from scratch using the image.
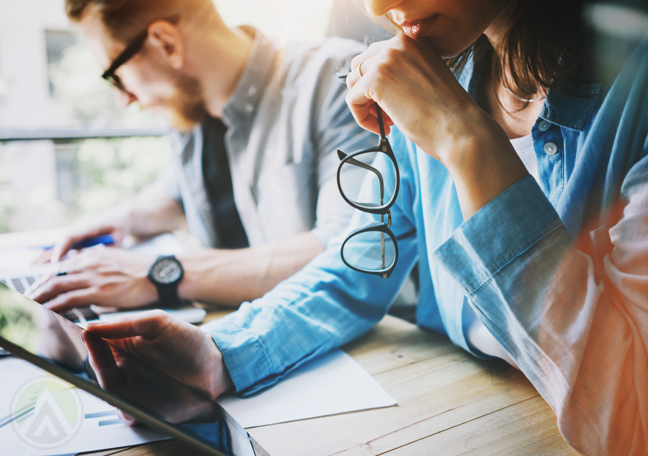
[147,255,184,307]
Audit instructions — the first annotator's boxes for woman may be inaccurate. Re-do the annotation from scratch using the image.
[85,0,648,454]
[337,1,648,453]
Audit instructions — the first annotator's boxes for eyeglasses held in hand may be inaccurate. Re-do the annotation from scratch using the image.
[336,98,400,278]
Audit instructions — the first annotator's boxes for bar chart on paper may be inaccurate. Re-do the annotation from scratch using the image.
[0,358,168,456]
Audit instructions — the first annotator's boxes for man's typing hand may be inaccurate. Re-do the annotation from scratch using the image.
[84,310,233,401]
[33,218,128,265]
[27,248,158,312]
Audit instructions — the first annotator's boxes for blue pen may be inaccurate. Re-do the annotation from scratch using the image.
[44,234,115,251]
[70,234,115,250]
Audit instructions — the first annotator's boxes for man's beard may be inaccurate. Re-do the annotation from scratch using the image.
[166,72,208,132]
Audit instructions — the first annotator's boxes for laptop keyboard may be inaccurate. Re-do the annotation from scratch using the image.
[2,275,37,291]
[12,278,26,293]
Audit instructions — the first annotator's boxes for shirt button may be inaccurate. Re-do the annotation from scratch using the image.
[538,120,551,131]
[544,142,558,155]
[245,103,254,113]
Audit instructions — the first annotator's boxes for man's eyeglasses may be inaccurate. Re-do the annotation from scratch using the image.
[101,15,179,93]
[336,103,400,279]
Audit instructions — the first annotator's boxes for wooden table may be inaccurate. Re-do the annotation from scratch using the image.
[82,314,577,456]
[0,229,575,454]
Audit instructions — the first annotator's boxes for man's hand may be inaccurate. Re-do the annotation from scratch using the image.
[27,248,158,312]
[34,186,187,265]
[84,311,233,401]
[44,219,128,264]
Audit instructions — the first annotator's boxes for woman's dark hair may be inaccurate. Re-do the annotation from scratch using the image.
[450,0,592,98]
[378,0,593,99]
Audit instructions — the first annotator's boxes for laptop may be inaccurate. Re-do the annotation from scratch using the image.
[0,272,37,294]
[0,283,266,456]
[0,233,206,357]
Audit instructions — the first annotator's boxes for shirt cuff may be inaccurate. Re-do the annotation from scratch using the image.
[202,315,274,395]
[432,176,565,295]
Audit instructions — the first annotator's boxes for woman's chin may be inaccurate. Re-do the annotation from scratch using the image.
[417,36,470,60]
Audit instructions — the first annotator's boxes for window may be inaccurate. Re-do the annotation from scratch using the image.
[45,30,77,95]
[0,0,336,234]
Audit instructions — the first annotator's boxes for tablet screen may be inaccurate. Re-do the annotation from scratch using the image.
[0,283,255,456]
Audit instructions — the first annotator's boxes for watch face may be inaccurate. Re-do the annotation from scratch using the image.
[151,258,182,284]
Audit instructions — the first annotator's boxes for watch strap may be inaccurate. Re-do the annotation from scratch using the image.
[148,255,183,307]
[156,281,181,307]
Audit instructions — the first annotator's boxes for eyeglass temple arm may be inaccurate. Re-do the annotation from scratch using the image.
[376,105,386,139]
[337,150,385,202]
[102,30,149,79]
[102,15,181,80]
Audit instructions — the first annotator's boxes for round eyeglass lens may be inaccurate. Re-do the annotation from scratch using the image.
[342,229,396,273]
[339,151,397,210]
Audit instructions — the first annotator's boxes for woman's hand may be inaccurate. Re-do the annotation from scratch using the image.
[82,329,221,425]
[84,310,233,401]
[346,34,487,160]
[346,34,528,218]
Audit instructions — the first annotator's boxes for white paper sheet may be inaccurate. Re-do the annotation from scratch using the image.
[217,349,396,428]
[0,358,168,456]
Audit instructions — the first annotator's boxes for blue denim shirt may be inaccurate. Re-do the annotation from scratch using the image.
[204,35,648,455]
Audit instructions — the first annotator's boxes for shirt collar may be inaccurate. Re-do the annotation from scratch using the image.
[540,80,601,131]
[222,26,277,125]
[460,56,601,132]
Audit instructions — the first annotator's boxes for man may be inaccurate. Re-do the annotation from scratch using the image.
[28,0,372,310]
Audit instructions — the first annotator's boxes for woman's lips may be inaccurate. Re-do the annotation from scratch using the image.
[400,16,439,40]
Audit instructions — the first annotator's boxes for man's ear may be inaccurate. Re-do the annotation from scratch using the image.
[147,20,184,70]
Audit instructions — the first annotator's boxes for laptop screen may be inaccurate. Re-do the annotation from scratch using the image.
[0,283,255,456]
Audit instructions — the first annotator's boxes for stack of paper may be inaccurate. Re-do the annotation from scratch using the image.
[218,349,396,428]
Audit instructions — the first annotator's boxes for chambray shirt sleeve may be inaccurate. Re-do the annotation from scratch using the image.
[201,148,418,396]
[433,161,648,455]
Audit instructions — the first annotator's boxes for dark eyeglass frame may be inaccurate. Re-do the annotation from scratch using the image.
[101,15,180,93]
[336,105,401,279]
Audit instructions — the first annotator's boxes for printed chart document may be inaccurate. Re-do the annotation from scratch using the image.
[0,358,167,456]
[217,349,396,428]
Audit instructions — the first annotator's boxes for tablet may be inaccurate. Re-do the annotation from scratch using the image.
[0,283,263,456]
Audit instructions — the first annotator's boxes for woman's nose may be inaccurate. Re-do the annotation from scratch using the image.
[363,0,402,17]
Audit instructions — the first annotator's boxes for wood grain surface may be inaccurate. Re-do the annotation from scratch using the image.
[80,315,578,456]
